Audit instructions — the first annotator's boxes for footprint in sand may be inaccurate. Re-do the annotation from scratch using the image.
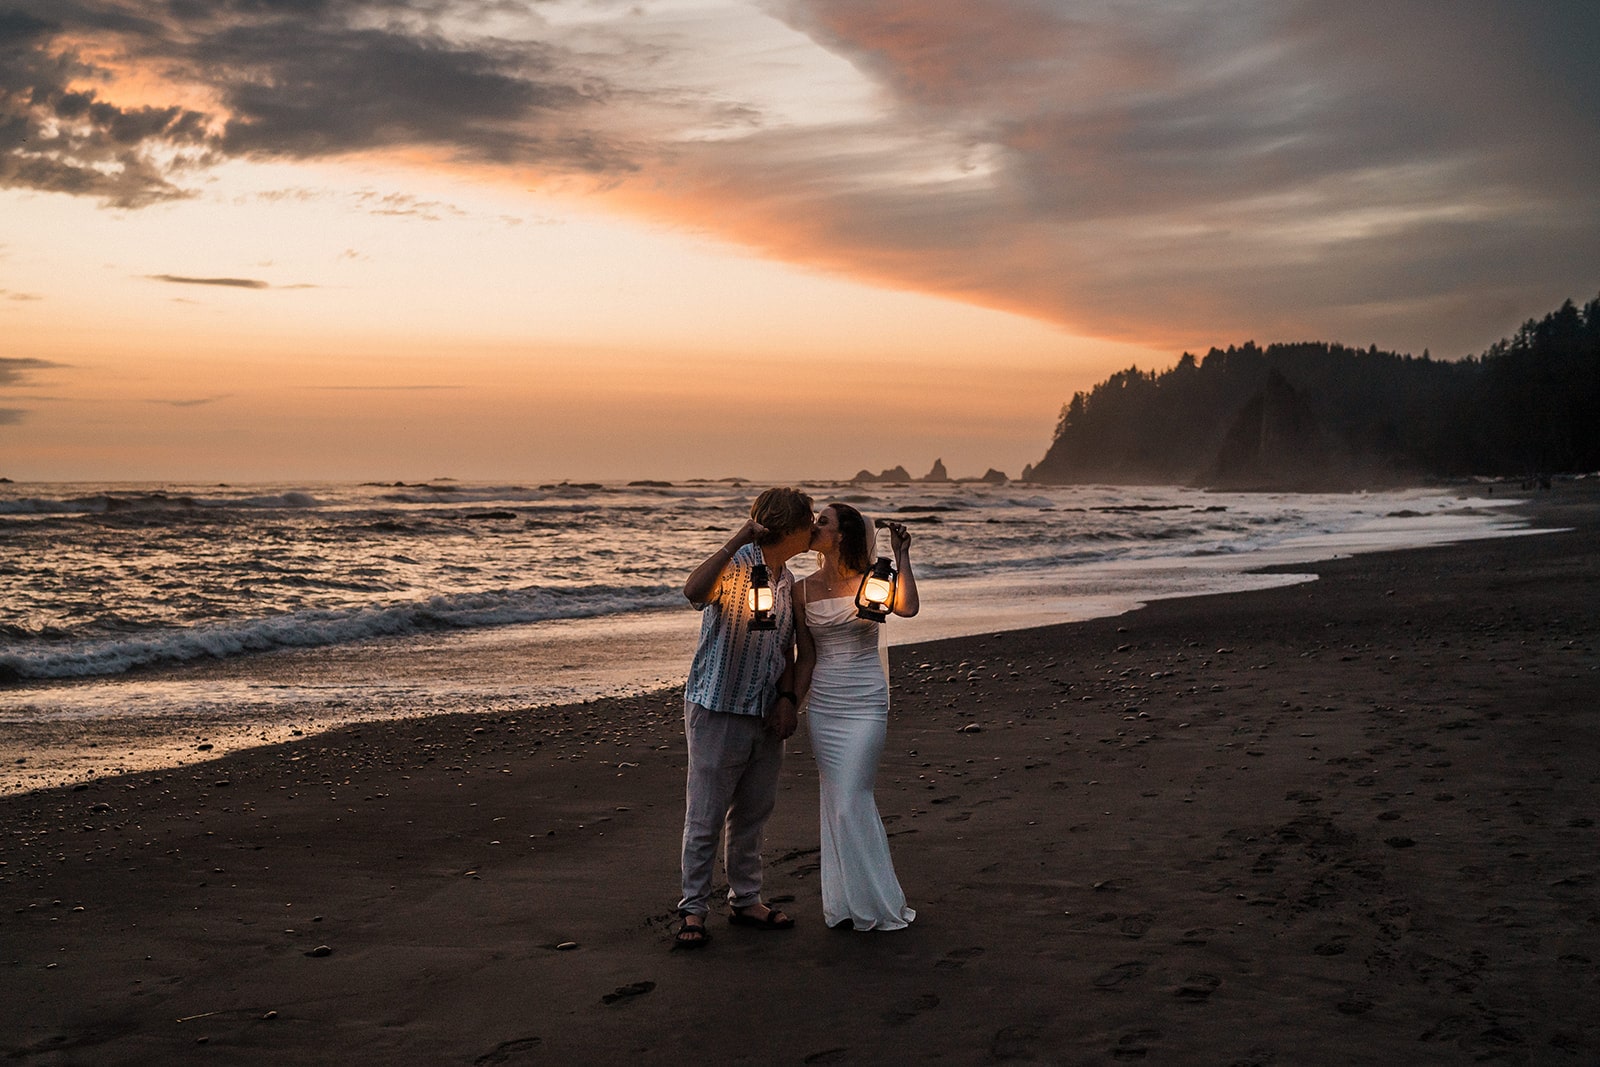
[935,946,986,969]
[882,992,940,1025]
[1093,961,1148,989]
[1177,927,1214,946]
[991,1024,1044,1060]
[601,981,655,1005]
[1119,913,1154,939]
[1313,935,1351,956]
[476,1037,541,1064]
[1112,1029,1162,1061]
[1174,973,1222,1001]
[803,1049,850,1064]
[775,847,820,864]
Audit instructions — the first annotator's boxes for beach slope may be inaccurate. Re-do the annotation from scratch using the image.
[2,491,1597,1064]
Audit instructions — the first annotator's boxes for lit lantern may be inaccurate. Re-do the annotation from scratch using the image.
[748,563,777,630]
[855,556,897,622]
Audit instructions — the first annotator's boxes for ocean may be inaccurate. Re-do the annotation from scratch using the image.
[0,479,1534,793]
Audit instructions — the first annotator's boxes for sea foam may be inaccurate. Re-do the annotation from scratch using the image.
[0,583,680,681]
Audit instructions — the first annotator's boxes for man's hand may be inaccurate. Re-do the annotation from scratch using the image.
[738,518,768,547]
[766,696,798,740]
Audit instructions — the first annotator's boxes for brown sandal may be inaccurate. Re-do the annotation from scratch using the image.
[674,913,711,949]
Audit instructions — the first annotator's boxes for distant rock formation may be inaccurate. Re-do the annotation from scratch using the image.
[1019,463,1035,482]
[852,465,912,483]
[852,461,1007,483]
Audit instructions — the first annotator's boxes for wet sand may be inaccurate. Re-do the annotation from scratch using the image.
[2,486,1596,1064]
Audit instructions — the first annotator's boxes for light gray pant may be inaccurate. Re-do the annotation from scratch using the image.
[678,700,785,916]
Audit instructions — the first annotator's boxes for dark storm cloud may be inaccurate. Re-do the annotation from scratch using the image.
[0,7,213,207]
[0,0,636,207]
[206,18,601,161]
[749,0,1600,352]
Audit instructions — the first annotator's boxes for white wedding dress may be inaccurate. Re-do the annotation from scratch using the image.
[805,596,915,930]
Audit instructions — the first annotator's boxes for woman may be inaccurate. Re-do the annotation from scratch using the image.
[793,503,920,930]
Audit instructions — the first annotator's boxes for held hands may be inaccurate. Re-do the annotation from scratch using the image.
[766,696,798,740]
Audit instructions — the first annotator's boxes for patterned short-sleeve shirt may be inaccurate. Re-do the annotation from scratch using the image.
[684,543,795,717]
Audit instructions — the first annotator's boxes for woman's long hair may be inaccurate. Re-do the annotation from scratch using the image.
[827,503,874,574]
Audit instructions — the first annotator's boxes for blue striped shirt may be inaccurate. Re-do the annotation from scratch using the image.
[684,543,795,717]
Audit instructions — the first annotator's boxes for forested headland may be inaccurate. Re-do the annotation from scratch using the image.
[1025,296,1600,489]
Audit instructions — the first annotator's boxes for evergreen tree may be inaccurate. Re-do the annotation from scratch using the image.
[1028,295,1600,486]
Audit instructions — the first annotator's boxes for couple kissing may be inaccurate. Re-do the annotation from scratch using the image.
[675,487,920,948]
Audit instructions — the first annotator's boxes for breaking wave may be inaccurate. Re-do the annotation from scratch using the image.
[0,583,680,682]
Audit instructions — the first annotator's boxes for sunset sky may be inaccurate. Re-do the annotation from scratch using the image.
[2,0,1597,483]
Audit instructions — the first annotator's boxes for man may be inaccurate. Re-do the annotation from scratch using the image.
[674,486,815,949]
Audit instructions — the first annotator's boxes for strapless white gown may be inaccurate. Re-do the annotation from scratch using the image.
[805,596,915,931]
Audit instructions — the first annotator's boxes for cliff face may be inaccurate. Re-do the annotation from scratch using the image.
[1204,371,1336,490]
[1025,372,1379,490]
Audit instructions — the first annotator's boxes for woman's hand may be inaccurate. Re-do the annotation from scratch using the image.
[886,520,911,556]
[884,521,919,618]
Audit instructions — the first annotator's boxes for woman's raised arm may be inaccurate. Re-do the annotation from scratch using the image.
[888,522,919,618]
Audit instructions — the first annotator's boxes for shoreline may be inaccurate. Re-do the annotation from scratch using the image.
[2,485,1596,1063]
[0,487,1539,797]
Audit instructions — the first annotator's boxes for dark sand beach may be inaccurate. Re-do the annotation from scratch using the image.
[3,487,1597,1065]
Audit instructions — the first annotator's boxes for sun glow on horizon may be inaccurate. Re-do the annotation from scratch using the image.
[1,157,1164,483]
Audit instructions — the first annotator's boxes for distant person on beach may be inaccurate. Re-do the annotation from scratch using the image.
[674,486,815,949]
[793,504,919,930]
